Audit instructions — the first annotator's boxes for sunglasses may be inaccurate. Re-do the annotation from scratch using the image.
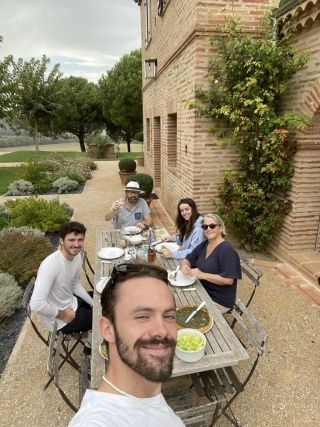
[101,263,169,305]
[201,223,219,230]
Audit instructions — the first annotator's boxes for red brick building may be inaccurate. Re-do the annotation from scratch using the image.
[133,0,320,258]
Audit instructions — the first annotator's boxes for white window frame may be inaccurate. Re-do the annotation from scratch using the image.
[144,0,152,46]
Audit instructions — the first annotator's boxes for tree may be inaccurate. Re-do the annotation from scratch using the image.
[99,49,142,152]
[192,18,309,251]
[0,36,14,126]
[7,55,62,151]
[53,76,105,152]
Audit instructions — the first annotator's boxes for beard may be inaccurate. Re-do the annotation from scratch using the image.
[127,195,138,204]
[113,323,176,383]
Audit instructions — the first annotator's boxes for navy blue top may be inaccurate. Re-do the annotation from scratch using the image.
[186,240,241,308]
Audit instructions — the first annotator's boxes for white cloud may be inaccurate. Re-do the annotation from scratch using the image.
[0,0,141,82]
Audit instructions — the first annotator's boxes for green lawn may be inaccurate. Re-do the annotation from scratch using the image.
[0,151,87,163]
[0,147,144,195]
[0,150,143,163]
[0,167,19,195]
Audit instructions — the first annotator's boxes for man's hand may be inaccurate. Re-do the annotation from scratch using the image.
[57,308,75,323]
[135,221,145,229]
[111,200,123,211]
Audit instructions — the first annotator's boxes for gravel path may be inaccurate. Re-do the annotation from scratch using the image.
[0,160,319,427]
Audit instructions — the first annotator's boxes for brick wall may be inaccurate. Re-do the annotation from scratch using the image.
[269,9,320,256]
[140,0,273,220]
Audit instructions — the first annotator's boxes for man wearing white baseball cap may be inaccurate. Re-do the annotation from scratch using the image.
[105,181,153,229]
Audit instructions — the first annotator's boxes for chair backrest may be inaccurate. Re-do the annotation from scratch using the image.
[22,277,36,314]
[231,299,267,355]
[239,253,262,307]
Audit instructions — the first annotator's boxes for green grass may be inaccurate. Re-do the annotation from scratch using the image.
[0,150,143,163]
[0,151,88,163]
[0,167,19,195]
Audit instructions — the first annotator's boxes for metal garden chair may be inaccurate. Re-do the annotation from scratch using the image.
[22,276,92,411]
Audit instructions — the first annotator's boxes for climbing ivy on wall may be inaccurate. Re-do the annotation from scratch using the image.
[192,18,309,251]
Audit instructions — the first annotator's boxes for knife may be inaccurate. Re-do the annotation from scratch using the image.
[185,301,206,323]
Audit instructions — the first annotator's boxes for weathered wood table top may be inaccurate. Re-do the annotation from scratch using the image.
[91,229,249,389]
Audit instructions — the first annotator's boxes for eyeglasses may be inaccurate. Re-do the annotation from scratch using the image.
[101,263,169,305]
[201,223,219,230]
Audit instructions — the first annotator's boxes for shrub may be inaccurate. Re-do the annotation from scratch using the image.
[0,229,53,287]
[6,179,35,196]
[118,158,137,173]
[52,177,78,193]
[13,156,91,193]
[86,133,114,148]
[0,226,45,238]
[4,197,73,233]
[126,173,153,195]
[77,156,97,171]
[15,161,56,193]
[0,272,23,320]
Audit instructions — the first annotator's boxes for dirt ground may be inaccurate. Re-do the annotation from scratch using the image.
[0,161,319,427]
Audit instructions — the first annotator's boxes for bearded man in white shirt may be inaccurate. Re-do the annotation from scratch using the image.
[30,221,93,333]
[69,263,185,427]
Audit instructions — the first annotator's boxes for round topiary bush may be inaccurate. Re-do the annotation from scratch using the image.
[118,158,137,173]
[126,173,153,195]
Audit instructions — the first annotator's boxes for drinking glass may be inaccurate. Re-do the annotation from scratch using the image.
[117,197,125,208]
[127,243,136,258]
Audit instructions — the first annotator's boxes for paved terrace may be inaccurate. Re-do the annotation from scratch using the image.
[0,160,319,426]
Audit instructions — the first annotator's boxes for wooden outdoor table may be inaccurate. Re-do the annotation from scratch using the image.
[91,229,249,389]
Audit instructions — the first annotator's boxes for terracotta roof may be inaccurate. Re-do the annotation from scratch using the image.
[275,0,320,33]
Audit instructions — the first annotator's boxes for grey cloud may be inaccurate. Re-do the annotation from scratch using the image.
[0,0,141,81]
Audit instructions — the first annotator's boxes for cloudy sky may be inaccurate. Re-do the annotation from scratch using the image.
[0,0,141,82]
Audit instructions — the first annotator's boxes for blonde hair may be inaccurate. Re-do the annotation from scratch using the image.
[203,213,227,237]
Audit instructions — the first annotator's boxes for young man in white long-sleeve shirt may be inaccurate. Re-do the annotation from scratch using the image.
[30,221,93,333]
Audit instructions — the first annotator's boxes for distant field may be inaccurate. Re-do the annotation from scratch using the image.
[0,142,143,154]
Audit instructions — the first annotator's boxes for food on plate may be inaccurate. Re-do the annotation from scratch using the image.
[177,333,205,352]
[176,306,212,332]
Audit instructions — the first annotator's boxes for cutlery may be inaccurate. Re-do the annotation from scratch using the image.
[173,287,196,294]
[185,301,206,323]
[170,265,180,280]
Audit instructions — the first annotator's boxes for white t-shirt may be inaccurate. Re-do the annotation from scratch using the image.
[30,250,93,331]
[68,389,185,427]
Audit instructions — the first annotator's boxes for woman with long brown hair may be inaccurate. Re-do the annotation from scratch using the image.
[160,198,204,259]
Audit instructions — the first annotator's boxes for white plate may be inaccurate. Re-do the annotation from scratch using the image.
[98,247,124,260]
[95,277,110,293]
[123,226,142,235]
[168,271,197,287]
[126,234,143,245]
[154,242,180,253]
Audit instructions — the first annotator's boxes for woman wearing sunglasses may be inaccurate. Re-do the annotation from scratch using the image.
[160,198,205,259]
[181,213,241,312]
